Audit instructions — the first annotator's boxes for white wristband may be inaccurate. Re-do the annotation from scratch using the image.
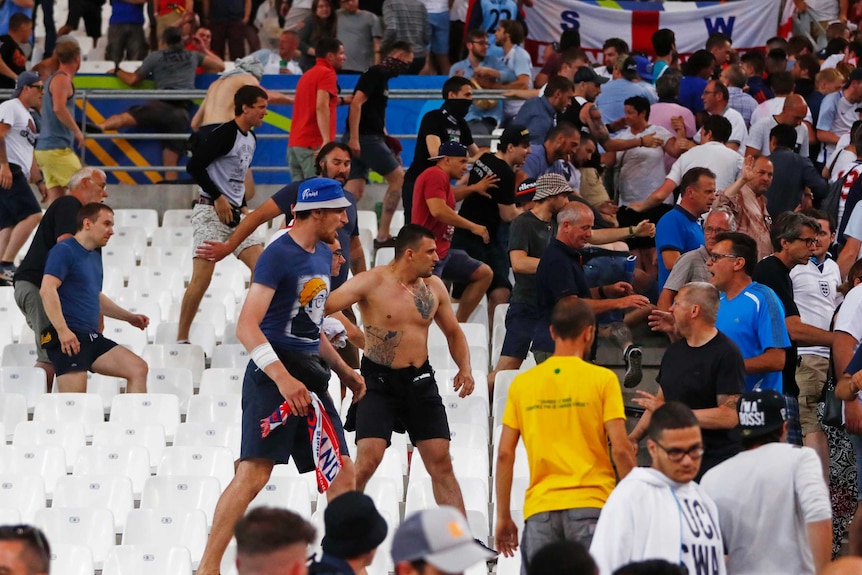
[251,343,279,370]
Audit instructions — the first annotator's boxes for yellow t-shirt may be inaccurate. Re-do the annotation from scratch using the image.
[501,355,626,519]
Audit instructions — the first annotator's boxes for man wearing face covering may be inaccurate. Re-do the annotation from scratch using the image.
[344,41,416,248]
[402,75,490,222]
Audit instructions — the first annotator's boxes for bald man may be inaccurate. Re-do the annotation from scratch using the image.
[714,155,775,260]
[744,94,812,158]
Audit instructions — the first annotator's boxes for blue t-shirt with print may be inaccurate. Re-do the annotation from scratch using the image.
[715,281,790,393]
[43,238,103,333]
[254,233,332,353]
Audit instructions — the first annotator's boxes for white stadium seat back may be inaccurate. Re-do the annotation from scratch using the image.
[109,393,181,441]
[0,474,46,524]
[54,475,135,533]
[199,368,244,395]
[49,544,96,575]
[141,475,221,526]
[91,422,165,473]
[141,344,206,384]
[122,508,208,568]
[173,422,241,461]
[248,476,312,518]
[35,507,115,568]
[33,393,104,438]
[102,545,193,575]
[14,420,86,471]
[2,367,49,410]
[73,445,152,498]
[186,394,242,425]
[157,445,235,492]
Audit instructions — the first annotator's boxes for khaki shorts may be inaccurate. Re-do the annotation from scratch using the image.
[796,354,829,435]
[34,148,82,189]
[191,203,262,258]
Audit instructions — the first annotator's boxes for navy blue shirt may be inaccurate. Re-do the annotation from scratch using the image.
[533,238,591,353]
[43,238,103,333]
[679,75,708,114]
[656,205,704,288]
[513,96,556,145]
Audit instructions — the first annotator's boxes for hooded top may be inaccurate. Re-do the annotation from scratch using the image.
[589,467,727,575]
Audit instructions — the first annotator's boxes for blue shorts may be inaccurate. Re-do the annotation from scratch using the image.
[0,165,40,229]
[500,302,539,360]
[46,331,118,376]
[240,349,349,468]
[345,134,401,180]
[427,11,450,55]
[582,252,629,326]
[433,249,483,283]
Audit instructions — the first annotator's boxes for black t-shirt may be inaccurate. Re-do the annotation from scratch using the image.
[405,108,474,182]
[14,196,83,285]
[0,35,26,90]
[751,255,800,396]
[350,66,389,136]
[658,331,745,470]
[455,152,515,237]
[557,96,585,131]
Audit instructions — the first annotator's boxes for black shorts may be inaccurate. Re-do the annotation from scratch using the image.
[451,230,512,292]
[128,100,191,153]
[46,331,118,376]
[66,0,105,38]
[0,165,40,229]
[347,357,450,445]
[240,349,349,468]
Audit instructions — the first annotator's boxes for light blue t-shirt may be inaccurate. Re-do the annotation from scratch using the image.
[501,44,533,120]
[254,233,332,353]
[450,56,515,125]
[595,79,658,125]
[43,238,103,333]
[715,281,790,393]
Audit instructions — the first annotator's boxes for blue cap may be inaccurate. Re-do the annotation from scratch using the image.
[429,141,468,161]
[294,177,352,211]
[635,56,654,83]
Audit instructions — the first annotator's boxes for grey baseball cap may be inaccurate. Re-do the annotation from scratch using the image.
[391,507,495,572]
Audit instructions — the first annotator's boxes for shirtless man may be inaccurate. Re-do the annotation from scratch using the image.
[324,223,474,516]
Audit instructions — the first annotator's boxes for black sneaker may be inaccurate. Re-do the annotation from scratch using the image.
[0,264,16,283]
[474,538,498,563]
[623,345,643,388]
[373,236,396,250]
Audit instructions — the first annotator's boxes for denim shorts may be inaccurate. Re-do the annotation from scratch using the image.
[427,11,450,54]
[345,134,400,180]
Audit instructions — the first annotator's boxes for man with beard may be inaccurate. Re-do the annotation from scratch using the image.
[452,125,530,319]
[402,76,496,223]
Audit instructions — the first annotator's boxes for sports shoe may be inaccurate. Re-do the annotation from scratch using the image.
[373,236,396,250]
[623,345,643,388]
[474,538,499,563]
[0,263,16,283]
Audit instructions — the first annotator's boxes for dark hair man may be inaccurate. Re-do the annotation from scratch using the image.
[234,507,316,575]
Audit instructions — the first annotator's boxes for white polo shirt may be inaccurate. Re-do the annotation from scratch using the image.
[666,141,744,191]
[790,257,843,358]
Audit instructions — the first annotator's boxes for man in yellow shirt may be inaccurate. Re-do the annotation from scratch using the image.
[494,295,636,571]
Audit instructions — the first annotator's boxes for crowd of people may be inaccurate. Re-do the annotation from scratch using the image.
[13,0,862,574]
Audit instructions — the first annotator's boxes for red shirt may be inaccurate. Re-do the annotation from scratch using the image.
[288,58,337,149]
[412,165,454,259]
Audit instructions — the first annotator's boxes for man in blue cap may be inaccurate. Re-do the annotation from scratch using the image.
[196,176,367,575]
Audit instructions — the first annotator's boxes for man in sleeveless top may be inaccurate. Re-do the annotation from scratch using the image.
[34,37,83,205]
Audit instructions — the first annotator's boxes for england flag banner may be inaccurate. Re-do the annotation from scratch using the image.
[524,0,785,63]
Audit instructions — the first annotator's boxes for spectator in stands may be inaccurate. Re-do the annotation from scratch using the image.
[701,389,832,575]
[418,0,453,75]
[514,76,575,145]
[810,68,846,142]
[790,209,841,474]
[706,32,732,78]
[528,540,597,575]
[151,0,193,48]
[556,61,608,132]
[817,67,862,165]
[464,0,523,60]
[678,49,714,114]
[738,51,771,104]
[34,38,83,206]
[519,122,580,185]
[391,508,495,573]
[632,116,743,214]
[203,0,248,60]
[13,167,107,386]
[251,30,303,74]
[719,64,758,128]
[657,208,736,311]
[489,175,570,383]
[286,38,347,182]
[344,42,414,244]
[0,73,46,285]
[534,29,581,89]
[403,76,493,221]
[700,80,747,150]
[106,0,149,63]
[576,134,618,226]
[766,48,789,77]
[324,224,478,514]
[655,167,715,289]
[630,282,745,478]
[0,14,32,90]
[382,0,430,75]
[495,295,636,565]
[33,0,56,57]
[714,156,775,260]
[595,37,629,79]
[495,20,532,125]
[652,28,675,83]
[309,491,388,575]
[57,0,104,50]
[178,86,268,344]
[337,0,383,74]
[750,72,808,128]
[98,27,224,181]
[745,94,811,158]
[532,201,651,365]
[649,70,696,161]
[187,26,224,67]
[0,524,51,575]
[410,141,493,322]
[40,202,149,393]
[765,124,827,216]
[298,0,337,71]
[232,507,317,575]
[0,0,33,38]
[793,53,821,101]
[452,125,530,321]
[591,402,726,575]
[450,29,515,140]
[198,179,362,575]
[595,56,658,126]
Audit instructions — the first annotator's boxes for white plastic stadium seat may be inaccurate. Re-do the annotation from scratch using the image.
[102,545,193,575]
[53,475,134,533]
[122,509,207,568]
[91,421,166,474]
[141,345,205,386]
[110,226,148,262]
[198,368,244,395]
[33,392,104,438]
[161,209,194,229]
[0,444,65,497]
[141,475,221,526]
[157,445,235,492]
[173,422,241,461]
[35,507,115,568]
[154,323,217,358]
[186,394,242,425]
[210,343,251,369]
[151,225,194,248]
[73,445,152,499]
[145,367,194,414]
[0,367,46,412]
[109,394,181,442]
[14,420,86,471]
[0,343,38,368]
[248,476,312,517]
[114,209,158,240]
[0,393,26,440]
[0,474,46,523]
[49,544,96,575]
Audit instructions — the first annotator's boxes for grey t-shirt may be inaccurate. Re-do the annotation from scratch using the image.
[337,9,383,73]
[136,47,204,90]
[663,245,710,293]
[508,210,554,305]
